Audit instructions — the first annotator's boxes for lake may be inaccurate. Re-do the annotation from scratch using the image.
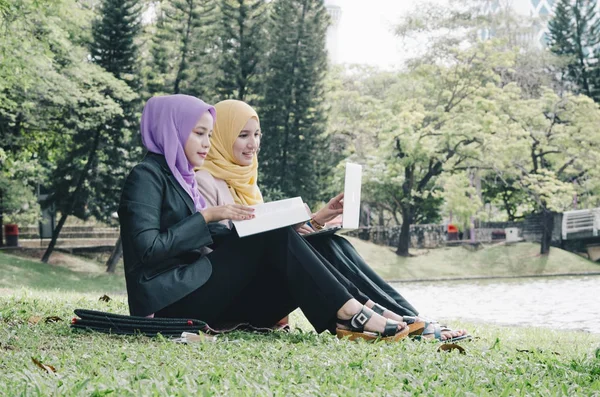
[393,275,600,333]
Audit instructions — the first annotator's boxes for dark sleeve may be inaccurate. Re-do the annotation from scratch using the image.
[118,163,213,266]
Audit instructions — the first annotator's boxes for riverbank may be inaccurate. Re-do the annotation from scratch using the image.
[1,288,599,395]
[344,237,600,281]
[3,238,599,290]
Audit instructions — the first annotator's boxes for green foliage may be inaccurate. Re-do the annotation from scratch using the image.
[548,0,600,101]
[89,0,145,224]
[437,173,485,231]
[258,0,332,206]
[0,149,41,225]
[144,0,220,100]
[486,85,600,214]
[216,0,268,100]
[0,0,138,228]
[90,0,143,86]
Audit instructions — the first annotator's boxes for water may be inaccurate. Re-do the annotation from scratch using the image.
[392,276,600,333]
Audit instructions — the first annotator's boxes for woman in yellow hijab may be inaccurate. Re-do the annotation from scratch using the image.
[196,100,470,342]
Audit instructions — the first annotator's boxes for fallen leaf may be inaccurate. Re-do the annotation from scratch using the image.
[99,295,111,302]
[28,316,42,325]
[438,343,466,354]
[32,357,56,373]
[45,316,63,323]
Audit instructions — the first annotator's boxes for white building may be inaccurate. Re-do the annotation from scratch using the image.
[324,0,343,64]
[485,0,599,46]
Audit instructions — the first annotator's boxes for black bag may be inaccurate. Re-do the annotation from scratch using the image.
[71,309,208,337]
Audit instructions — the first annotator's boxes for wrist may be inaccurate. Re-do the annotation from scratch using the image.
[313,212,325,226]
[200,209,213,223]
[310,217,325,230]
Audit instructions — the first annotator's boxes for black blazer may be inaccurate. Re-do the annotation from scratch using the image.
[118,152,213,316]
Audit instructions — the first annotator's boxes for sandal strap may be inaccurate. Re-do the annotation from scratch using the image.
[337,306,374,332]
[381,320,399,337]
[403,316,418,325]
[371,303,386,316]
[423,322,442,340]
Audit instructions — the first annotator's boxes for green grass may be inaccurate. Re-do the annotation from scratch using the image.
[0,252,125,293]
[345,238,600,281]
[1,250,600,394]
[1,289,599,395]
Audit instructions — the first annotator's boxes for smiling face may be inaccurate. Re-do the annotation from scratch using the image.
[184,111,214,167]
[232,117,261,166]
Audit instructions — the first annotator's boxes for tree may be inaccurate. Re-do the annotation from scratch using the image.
[258,0,331,206]
[368,42,514,256]
[548,0,600,101]
[90,0,142,87]
[40,64,136,263]
[486,85,600,254]
[144,0,219,100]
[216,0,268,100]
[89,0,145,272]
[0,149,42,245]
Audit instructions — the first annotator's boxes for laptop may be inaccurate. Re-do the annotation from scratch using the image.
[303,162,362,239]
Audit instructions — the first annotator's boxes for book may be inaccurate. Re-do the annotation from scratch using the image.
[232,197,310,238]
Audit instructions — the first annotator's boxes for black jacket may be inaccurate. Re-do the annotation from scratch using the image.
[118,152,213,316]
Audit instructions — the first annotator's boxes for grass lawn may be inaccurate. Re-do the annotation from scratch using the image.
[0,252,125,294]
[1,252,600,395]
[344,238,600,281]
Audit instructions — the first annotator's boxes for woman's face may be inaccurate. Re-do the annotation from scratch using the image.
[184,111,213,167]
[232,117,261,166]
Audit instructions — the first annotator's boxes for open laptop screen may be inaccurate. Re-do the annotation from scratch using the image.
[342,163,362,229]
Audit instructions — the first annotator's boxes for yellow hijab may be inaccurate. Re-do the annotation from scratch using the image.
[200,99,263,205]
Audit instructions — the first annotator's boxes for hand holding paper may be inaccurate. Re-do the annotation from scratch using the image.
[232,197,310,237]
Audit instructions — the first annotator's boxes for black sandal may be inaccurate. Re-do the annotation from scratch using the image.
[370,303,426,336]
[336,305,409,342]
[415,321,472,343]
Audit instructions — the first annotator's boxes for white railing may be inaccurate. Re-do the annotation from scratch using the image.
[562,208,600,240]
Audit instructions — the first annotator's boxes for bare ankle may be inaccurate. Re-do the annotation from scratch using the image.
[337,299,361,319]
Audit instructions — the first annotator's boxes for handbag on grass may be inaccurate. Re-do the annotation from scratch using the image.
[71,309,289,337]
[70,309,209,337]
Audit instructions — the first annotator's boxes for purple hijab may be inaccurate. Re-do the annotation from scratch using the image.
[140,95,216,212]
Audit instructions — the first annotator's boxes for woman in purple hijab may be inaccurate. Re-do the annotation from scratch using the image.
[118,94,411,341]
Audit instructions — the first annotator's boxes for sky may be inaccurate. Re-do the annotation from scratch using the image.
[332,0,440,68]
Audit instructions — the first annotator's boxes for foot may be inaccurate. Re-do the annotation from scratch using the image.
[336,300,407,335]
[363,302,466,340]
[422,322,469,341]
[365,300,408,323]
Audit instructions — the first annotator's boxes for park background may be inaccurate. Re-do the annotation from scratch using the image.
[1,0,600,395]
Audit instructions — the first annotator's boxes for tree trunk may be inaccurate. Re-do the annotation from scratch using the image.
[42,130,101,263]
[106,235,123,273]
[540,209,554,255]
[396,206,412,256]
[41,211,69,263]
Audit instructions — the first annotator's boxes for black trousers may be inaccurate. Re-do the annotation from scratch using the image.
[307,235,419,317]
[156,227,367,333]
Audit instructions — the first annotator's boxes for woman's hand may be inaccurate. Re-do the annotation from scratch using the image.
[201,204,255,223]
[294,223,314,235]
[313,192,344,225]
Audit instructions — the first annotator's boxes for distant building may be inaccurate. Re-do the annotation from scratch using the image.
[483,0,599,47]
[481,0,556,46]
[324,0,342,64]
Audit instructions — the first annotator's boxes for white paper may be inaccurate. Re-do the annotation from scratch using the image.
[342,163,362,229]
[232,197,310,237]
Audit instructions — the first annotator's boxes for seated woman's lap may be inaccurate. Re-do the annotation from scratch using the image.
[156,230,296,326]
